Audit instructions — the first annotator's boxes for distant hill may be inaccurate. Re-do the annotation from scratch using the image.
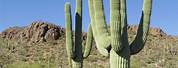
[0,22,177,68]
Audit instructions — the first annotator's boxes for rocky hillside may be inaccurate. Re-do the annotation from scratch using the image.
[0,22,65,42]
[0,22,177,68]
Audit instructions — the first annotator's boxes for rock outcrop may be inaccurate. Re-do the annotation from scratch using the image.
[128,25,167,37]
[0,22,65,42]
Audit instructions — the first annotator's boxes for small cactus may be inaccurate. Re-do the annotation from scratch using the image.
[88,0,152,68]
[65,0,93,68]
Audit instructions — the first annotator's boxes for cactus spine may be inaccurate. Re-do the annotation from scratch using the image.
[88,0,152,68]
[65,0,93,68]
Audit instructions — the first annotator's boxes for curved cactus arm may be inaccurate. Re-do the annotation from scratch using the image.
[120,0,129,46]
[65,2,75,59]
[110,0,123,53]
[93,0,109,37]
[89,0,110,56]
[129,0,152,55]
[93,0,111,49]
[83,25,93,58]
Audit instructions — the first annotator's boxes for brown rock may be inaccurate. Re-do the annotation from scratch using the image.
[128,25,167,37]
[0,22,65,42]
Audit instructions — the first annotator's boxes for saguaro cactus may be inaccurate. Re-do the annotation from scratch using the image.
[65,0,93,68]
[88,0,152,68]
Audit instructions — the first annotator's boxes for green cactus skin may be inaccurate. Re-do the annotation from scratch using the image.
[83,25,93,58]
[65,3,73,68]
[89,0,111,57]
[73,0,83,67]
[88,0,152,68]
[65,0,94,68]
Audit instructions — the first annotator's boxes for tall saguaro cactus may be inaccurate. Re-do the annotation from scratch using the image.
[88,0,152,68]
[65,0,93,68]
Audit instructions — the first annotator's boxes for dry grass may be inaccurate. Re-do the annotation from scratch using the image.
[0,33,178,68]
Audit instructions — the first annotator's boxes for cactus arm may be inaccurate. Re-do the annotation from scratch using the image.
[88,0,97,36]
[65,3,74,68]
[129,0,152,55]
[89,0,110,56]
[83,25,93,58]
[110,0,123,53]
[120,0,127,33]
[93,0,109,36]
[74,0,83,57]
[72,0,83,68]
[88,0,97,37]
[65,2,75,59]
[120,0,129,45]
[93,0,111,48]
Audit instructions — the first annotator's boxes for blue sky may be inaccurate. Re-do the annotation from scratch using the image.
[0,0,178,35]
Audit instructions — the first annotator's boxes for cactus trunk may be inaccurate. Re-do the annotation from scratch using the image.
[72,61,82,68]
[110,46,130,68]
